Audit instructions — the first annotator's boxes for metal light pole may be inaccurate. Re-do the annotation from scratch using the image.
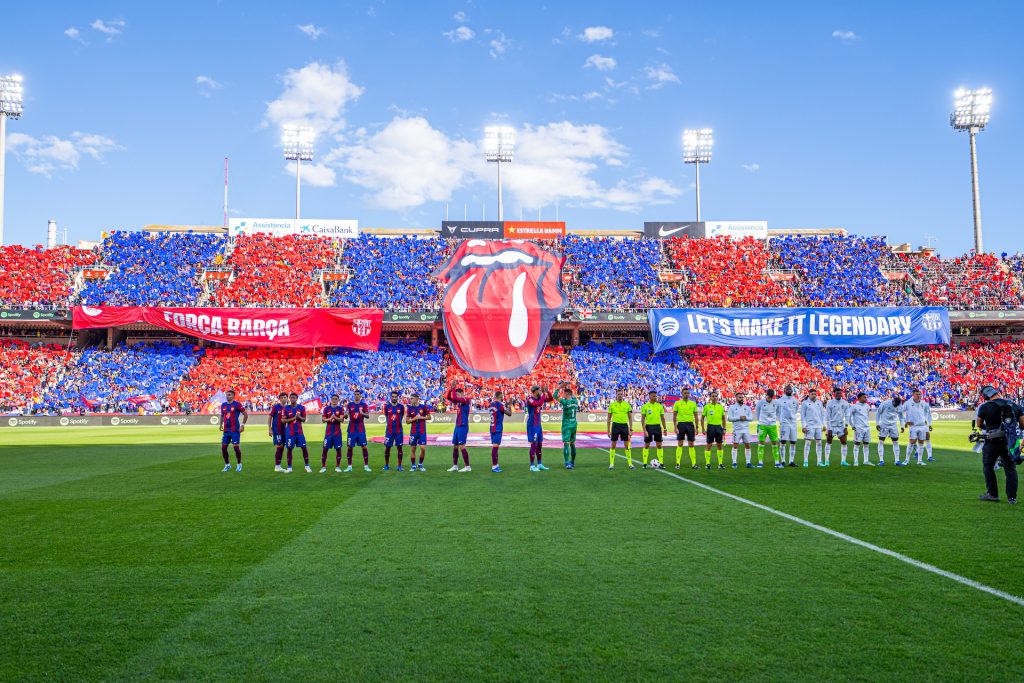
[282,125,314,222]
[682,128,713,223]
[484,126,515,221]
[0,75,25,246]
[950,88,992,254]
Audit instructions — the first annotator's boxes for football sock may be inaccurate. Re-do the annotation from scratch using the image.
[877,441,885,463]
[302,448,310,466]
[397,446,404,467]
[461,448,470,466]
[321,448,329,467]
[570,445,576,463]
[732,447,738,466]
[803,441,810,464]
[656,447,664,464]
[706,450,716,467]
[274,446,283,466]
[757,443,764,463]
[535,447,542,464]
[384,447,391,466]
[840,444,848,464]
[452,447,459,466]
[418,451,425,465]
[346,447,354,465]
[676,445,683,466]
[286,449,293,468]
[233,446,242,464]
[851,444,859,465]
[624,447,633,466]
[745,449,751,465]
[563,444,570,464]
[642,448,649,465]
[529,443,536,465]
[609,448,617,467]
[926,441,933,459]
[688,446,697,466]
[362,447,369,465]
[491,446,499,467]
[335,448,342,467]
[717,450,724,466]
[221,445,229,464]
[893,443,900,462]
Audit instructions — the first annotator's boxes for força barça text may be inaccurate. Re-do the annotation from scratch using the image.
[161,311,292,341]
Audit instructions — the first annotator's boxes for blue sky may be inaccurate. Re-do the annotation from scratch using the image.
[2,0,1021,254]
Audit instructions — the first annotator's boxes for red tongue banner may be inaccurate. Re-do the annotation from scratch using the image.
[72,306,383,350]
[435,240,567,378]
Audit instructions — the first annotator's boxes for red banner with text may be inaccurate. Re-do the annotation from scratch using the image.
[72,306,383,350]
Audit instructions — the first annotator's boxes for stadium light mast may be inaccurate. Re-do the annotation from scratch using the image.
[682,128,713,223]
[282,125,314,222]
[484,126,515,221]
[0,74,25,246]
[950,88,992,254]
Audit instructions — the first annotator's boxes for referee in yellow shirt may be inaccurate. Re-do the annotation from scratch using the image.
[606,389,635,470]
[673,388,699,469]
[701,390,728,469]
[640,390,668,468]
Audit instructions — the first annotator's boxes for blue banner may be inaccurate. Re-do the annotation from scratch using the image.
[649,307,950,352]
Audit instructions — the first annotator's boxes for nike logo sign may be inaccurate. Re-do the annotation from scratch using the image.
[658,224,687,237]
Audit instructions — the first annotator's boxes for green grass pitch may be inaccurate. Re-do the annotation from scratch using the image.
[0,421,1020,681]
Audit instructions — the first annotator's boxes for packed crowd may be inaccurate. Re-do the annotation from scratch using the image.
[0,341,69,412]
[773,235,914,306]
[563,236,681,310]
[919,340,1024,407]
[666,236,792,307]
[312,340,444,407]
[208,234,337,307]
[445,347,577,410]
[804,347,943,404]
[78,232,224,306]
[571,341,705,407]
[331,235,452,309]
[0,245,97,308]
[684,347,833,400]
[903,253,1021,309]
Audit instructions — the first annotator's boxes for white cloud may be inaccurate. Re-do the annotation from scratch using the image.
[584,54,617,71]
[264,61,364,136]
[488,30,511,58]
[832,29,858,42]
[64,27,86,44]
[741,163,761,173]
[578,26,614,43]
[453,10,467,22]
[91,18,125,41]
[7,131,120,176]
[297,23,325,40]
[643,63,680,89]
[196,75,223,96]
[285,161,336,187]
[444,26,475,42]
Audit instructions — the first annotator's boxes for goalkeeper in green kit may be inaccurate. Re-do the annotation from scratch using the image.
[555,380,582,469]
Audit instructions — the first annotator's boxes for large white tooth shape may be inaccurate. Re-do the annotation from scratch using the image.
[508,272,528,348]
[452,274,476,316]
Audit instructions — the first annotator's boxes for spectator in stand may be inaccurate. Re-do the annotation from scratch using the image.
[312,340,443,406]
[803,347,943,404]
[39,342,199,413]
[902,252,1021,309]
[563,236,682,310]
[0,245,97,308]
[774,235,914,306]
[446,347,576,411]
[78,232,224,306]
[684,347,832,401]
[331,235,453,309]
[920,340,1024,408]
[209,234,337,307]
[666,236,794,307]
[0,341,70,412]
[571,341,704,408]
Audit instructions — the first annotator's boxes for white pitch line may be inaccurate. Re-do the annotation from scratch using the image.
[604,450,1024,607]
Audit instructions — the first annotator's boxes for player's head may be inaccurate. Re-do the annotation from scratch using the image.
[857,392,868,403]
[735,392,745,404]
[410,392,421,405]
[681,388,690,399]
[330,394,340,406]
[390,390,399,404]
[288,392,298,405]
[980,385,1000,401]
[225,389,235,401]
[648,390,658,402]
[808,388,818,400]
[562,385,574,396]
[454,385,464,398]
[277,392,287,402]
[494,389,503,400]
[892,394,902,407]
[784,384,794,396]
[615,388,624,400]
[531,385,541,397]
[912,388,922,401]
[765,388,775,400]
[354,389,363,400]
[833,387,843,399]
[710,389,719,403]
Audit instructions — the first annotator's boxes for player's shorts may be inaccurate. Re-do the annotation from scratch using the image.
[286,434,307,449]
[385,432,405,448]
[527,424,544,444]
[561,425,577,443]
[733,430,755,445]
[323,434,343,449]
[779,424,798,442]
[705,425,724,445]
[610,423,630,443]
[490,430,503,445]
[347,432,368,448]
[453,425,469,446]
[676,422,696,442]
[272,431,285,447]
[853,427,871,443]
[803,425,823,439]
[409,433,427,447]
[878,425,900,440]
[221,430,240,446]
[908,426,930,441]
[826,425,848,440]
[757,424,779,442]
[644,424,664,444]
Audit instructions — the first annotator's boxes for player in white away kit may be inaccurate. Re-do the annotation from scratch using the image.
[824,387,851,467]
[874,394,903,466]
[901,388,932,466]
[727,393,756,468]
[799,388,826,467]
[847,392,875,466]
[776,385,800,467]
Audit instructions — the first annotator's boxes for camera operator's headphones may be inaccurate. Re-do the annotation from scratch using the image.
[980,385,1000,401]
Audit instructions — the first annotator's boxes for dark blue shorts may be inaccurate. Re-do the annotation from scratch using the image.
[286,434,307,449]
[453,425,469,446]
[409,433,427,447]
[323,434,343,449]
[272,432,285,447]
[348,432,368,448]
[385,432,405,447]
[221,430,241,446]
[527,425,544,444]
[491,431,503,445]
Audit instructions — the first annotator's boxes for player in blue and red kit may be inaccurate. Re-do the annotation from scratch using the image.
[488,390,513,473]
[281,392,309,473]
[219,389,248,472]
[269,392,287,472]
[447,383,472,472]
[406,392,431,471]
[383,390,407,471]
[342,389,371,473]
[320,394,344,473]
[526,385,553,472]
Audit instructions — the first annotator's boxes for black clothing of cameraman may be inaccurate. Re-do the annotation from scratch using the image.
[975,386,1022,504]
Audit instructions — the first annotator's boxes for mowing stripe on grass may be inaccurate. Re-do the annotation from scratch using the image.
[605,450,1024,608]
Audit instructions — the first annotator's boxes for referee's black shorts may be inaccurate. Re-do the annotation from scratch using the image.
[610,423,630,442]
[644,424,664,444]
[706,425,725,445]
[676,421,696,442]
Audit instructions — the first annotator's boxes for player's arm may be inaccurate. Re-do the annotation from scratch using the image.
[503,403,513,416]
[626,408,633,434]
[267,410,274,434]
[660,404,667,431]
[606,407,612,435]
[298,408,306,423]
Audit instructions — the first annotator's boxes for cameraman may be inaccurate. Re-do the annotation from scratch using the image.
[974,385,1022,505]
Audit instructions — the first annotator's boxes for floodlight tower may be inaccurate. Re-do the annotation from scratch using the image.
[950,88,992,254]
[484,126,515,221]
[282,125,314,222]
[0,74,25,245]
[682,128,713,223]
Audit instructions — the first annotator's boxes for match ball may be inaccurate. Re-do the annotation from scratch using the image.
[650,459,661,469]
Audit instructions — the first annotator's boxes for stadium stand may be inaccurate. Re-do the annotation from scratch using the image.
[312,340,444,406]
[920,339,1024,407]
[77,232,224,306]
[571,341,705,408]
[445,347,576,410]
[39,342,199,413]
[684,347,833,400]
[804,347,943,404]
[563,236,682,310]
[208,234,337,307]
[0,341,69,411]
[773,235,916,306]
[165,346,325,413]
[0,245,97,308]
[330,235,452,309]
[665,236,794,307]
[902,252,1021,309]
